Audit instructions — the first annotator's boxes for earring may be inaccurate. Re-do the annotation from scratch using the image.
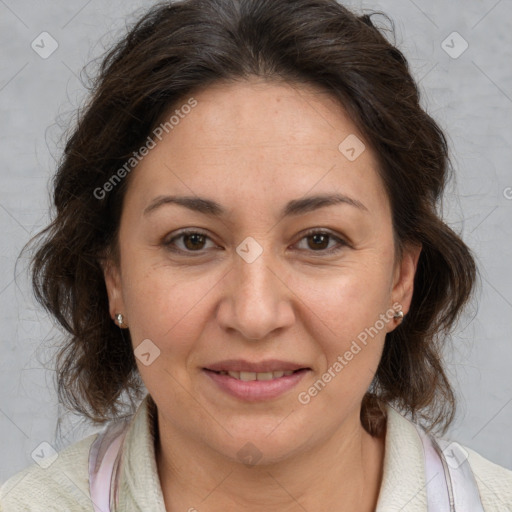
[394,310,404,320]
[116,313,125,327]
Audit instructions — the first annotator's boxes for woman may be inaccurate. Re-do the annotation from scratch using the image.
[1,0,511,510]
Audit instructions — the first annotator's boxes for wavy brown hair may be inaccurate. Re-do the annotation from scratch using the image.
[27,0,477,435]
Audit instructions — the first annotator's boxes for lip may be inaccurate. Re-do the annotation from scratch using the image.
[203,367,311,402]
[205,359,310,373]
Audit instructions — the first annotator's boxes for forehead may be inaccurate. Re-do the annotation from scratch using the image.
[171,78,363,152]
[124,79,390,221]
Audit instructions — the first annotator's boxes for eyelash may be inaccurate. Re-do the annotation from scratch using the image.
[164,228,349,256]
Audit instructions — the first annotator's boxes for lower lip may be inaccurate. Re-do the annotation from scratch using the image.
[203,369,310,401]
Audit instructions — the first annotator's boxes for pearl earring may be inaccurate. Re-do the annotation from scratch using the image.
[116,313,124,327]
[394,310,404,320]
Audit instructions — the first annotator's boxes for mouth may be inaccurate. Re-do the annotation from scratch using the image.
[204,368,307,381]
[202,363,311,401]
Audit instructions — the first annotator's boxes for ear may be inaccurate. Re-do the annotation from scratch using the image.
[390,241,422,317]
[100,257,126,325]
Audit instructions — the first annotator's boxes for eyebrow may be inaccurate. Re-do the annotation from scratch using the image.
[143,193,369,219]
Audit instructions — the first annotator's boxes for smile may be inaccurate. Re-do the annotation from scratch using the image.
[203,368,310,401]
[213,370,299,381]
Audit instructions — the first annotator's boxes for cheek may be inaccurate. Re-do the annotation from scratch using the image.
[292,297,388,419]
[121,268,212,402]
[120,258,223,352]
[284,261,392,396]
[286,256,394,337]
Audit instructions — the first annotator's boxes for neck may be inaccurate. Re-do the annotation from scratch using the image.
[154,407,386,512]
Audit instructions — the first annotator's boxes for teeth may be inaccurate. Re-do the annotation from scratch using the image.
[217,370,299,381]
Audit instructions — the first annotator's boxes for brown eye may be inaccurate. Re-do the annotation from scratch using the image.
[182,233,207,251]
[295,230,348,254]
[306,233,330,250]
[164,230,216,254]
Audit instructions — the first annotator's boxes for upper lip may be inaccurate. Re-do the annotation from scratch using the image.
[205,359,310,373]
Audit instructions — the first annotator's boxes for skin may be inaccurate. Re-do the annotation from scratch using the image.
[103,78,422,512]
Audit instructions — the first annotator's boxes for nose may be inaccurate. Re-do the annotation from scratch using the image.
[215,242,295,341]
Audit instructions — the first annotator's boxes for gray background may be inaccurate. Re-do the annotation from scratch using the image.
[0,0,511,483]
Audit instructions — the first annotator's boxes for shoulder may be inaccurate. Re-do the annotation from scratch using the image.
[380,404,512,510]
[464,445,512,510]
[0,432,98,512]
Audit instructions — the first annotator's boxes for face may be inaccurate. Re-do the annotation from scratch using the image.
[104,78,420,465]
